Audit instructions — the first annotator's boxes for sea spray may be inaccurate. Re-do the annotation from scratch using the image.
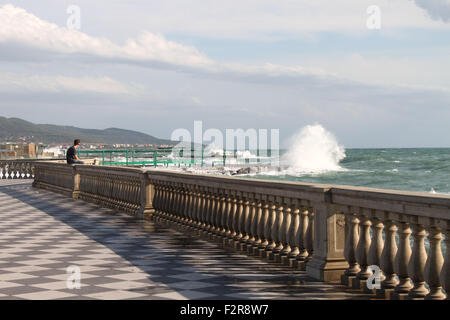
[282,124,346,174]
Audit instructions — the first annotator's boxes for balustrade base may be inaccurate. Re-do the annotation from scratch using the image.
[266,251,274,261]
[375,288,395,300]
[256,248,265,258]
[341,274,356,288]
[288,258,297,268]
[247,246,256,255]
[305,257,348,282]
[405,296,426,301]
[273,253,282,263]
[280,255,289,265]
[296,260,307,271]
[232,240,241,250]
[390,292,409,300]
[33,181,73,198]
[351,278,369,291]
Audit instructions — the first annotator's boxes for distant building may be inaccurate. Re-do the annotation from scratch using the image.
[0,143,37,159]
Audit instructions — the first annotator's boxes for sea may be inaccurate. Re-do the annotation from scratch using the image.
[249,148,450,195]
[198,124,450,195]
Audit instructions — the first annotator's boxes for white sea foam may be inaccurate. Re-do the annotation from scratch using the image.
[281,124,346,174]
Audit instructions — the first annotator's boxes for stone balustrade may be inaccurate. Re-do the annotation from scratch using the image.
[0,159,63,179]
[146,170,345,282]
[31,163,450,299]
[32,161,152,217]
[333,186,450,300]
[33,162,76,197]
[75,165,153,216]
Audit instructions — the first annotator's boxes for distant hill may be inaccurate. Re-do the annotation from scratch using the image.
[0,117,174,145]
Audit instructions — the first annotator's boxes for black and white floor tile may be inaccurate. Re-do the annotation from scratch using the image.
[0,180,370,300]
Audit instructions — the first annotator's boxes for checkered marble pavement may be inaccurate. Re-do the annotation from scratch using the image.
[0,180,371,300]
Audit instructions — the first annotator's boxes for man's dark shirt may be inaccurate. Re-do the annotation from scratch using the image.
[66,146,77,164]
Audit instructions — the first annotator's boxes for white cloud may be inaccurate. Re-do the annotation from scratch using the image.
[412,0,450,22]
[81,0,450,39]
[0,4,213,69]
[0,72,132,94]
[0,4,342,81]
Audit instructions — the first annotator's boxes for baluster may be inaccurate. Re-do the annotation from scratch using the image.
[206,192,215,235]
[394,222,412,295]
[238,198,251,250]
[180,186,189,226]
[177,186,186,225]
[304,209,315,263]
[193,188,202,230]
[169,184,178,220]
[204,191,213,233]
[164,184,172,219]
[408,223,429,298]
[20,163,26,179]
[233,197,244,247]
[356,214,372,284]
[153,183,161,215]
[264,202,277,255]
[220,194,231,238]
[270,202,284,260]
[185,187,194,229]
[425,226,445,300]
[11,162,17,179]
[160,184,168,220]
[251,200,263,255]
[344,213,360,281]
[175,185,182,220]
[244,198,257,252]
[226,197,237,245]
[296,208,309,266]
[0,163,5,179]
[380,219,398,291]
[158,184,165,219]
[193,189,203,231]
[440,228,450,300]
[213,193,224,238]
[287,205,300,265]
[257,201,270,256]
[368,217,385,281]
[6,163,12,179]
[207,192,217,237]
[200,191,209,234]
[25,163,31,179]
[213,193,222,236]
[196,189,205,232]
[191,188,200,229]
[280,201,292,263]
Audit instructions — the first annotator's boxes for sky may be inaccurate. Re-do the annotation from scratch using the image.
[0,0,449,148]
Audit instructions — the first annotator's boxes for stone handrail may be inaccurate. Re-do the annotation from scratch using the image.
[75,165,153,216]
[31,163,450,299]
[33,162,76,196]
[0,158,97,179]
[32,162,152,217]
[0,159,64,179]
[146,170,338,282]
[332,185,450,300]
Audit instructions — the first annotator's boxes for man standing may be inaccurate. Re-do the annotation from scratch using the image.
[66,139,84,164]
